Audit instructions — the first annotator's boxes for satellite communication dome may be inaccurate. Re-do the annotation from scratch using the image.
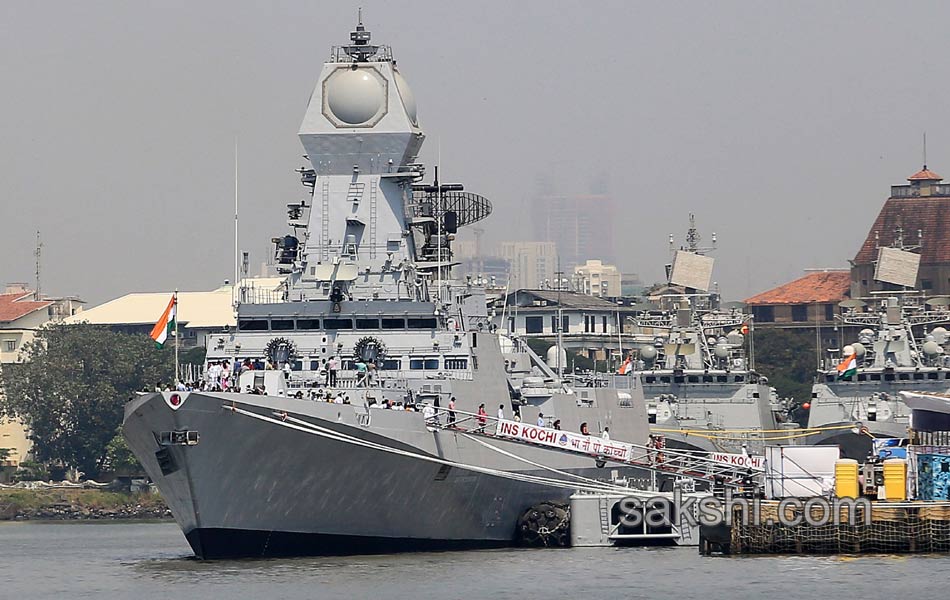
[639,345,658,360]
[923,341,941,356]
[545,344,567,369]
[851,342,866,358]
[714,344,729,359]
[932,327,949,344]
[843,345,855,357]
[325,68,386,125]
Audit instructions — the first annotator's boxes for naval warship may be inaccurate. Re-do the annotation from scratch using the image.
[628,218,786,453]
[122,19,652,559]
[807,293,950,458]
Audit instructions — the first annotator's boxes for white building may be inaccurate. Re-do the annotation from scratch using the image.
[1,284,85,468]
[573,259,621,298]
[64,278,286,349]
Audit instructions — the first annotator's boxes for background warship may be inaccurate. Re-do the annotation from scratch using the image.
[807,293,950,458]
[618,218,786,453]
[123,19,654,559]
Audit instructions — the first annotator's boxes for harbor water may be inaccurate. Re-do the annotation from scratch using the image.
[4,521,949,599]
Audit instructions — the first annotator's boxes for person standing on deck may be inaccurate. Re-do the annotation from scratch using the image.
[327,356,339,387]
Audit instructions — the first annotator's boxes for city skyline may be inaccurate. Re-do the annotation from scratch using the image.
[2,2,949,304]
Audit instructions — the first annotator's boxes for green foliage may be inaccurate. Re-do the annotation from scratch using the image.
[104,430,142,474]
[0,448,10,462]
[0,323,173,478]
[180,345,207,366]
[13,460,49,482]
[753,328,817,405]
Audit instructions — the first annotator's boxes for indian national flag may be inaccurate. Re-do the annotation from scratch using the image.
[837,353,857,379]
[618,356,634,375]
[150,294,177,348]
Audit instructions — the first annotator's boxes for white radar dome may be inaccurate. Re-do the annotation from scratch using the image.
[326,68,386,125]
[851,342,866,358]
[394,69,417,125]
[639,345,658,361]
[546,345,567,369]
[843,344,855,357]
[923,340,941,356]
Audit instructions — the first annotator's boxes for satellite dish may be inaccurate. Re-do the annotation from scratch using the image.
[839,299,867,309]
[927,297,950,307]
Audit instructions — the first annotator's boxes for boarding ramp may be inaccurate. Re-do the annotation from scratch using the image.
[430,408,761,487]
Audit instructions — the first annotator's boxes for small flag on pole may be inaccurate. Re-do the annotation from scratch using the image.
[150,294,177,348]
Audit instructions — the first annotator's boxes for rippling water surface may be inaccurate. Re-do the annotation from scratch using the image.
[3,521,947,599]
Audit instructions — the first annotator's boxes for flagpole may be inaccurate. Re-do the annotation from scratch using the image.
[174,290,180,387]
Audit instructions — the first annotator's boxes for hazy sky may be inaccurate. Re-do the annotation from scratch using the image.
[2,1,949,304]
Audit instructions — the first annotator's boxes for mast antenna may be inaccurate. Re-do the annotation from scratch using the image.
[234,136,240,310]
[923,131,928,169]
[34,230,42,300]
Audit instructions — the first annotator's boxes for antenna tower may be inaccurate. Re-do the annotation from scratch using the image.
[34,230,42,300]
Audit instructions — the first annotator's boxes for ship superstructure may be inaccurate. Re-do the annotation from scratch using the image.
[808,293,950,458]
[123,19,652,559]
[629,217,786,453]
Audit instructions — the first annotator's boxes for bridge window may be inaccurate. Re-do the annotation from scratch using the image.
[929,372,939,380]
[356,318,380,330]
[380,359,401,370]
[914,373,924,380]
[870,374,881,381]
[445,357,469,369]
[323,318,353,329]
[702,375,713,383]
[238,319,268,331]
[857,374,867,381]
[407,317,438,329]
[734,375,744,383]
[297,319,321,330]
[271,319,294,331]
[410,357,441,370]
[645,376,656,383]
[525,316,543,334]
[899,373,910,381]
[382,318,405,330]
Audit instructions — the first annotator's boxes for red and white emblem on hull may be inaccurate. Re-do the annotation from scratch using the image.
[162,391,190,411]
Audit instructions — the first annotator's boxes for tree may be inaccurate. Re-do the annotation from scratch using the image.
[753,328,817,408]
[0,323,173,478]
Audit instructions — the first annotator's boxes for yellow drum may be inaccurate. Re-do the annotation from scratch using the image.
[835,459,860,498]
[883,458,907,501]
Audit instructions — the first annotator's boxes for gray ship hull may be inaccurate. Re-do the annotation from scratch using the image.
[124,391,644,558]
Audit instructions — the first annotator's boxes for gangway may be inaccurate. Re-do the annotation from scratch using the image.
[429,407,761,488]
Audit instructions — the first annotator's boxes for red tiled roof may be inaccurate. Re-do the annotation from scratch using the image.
[854,196,950,264]
[0,292,53,323]
[745,271,851,305]
[908,168,943,181]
